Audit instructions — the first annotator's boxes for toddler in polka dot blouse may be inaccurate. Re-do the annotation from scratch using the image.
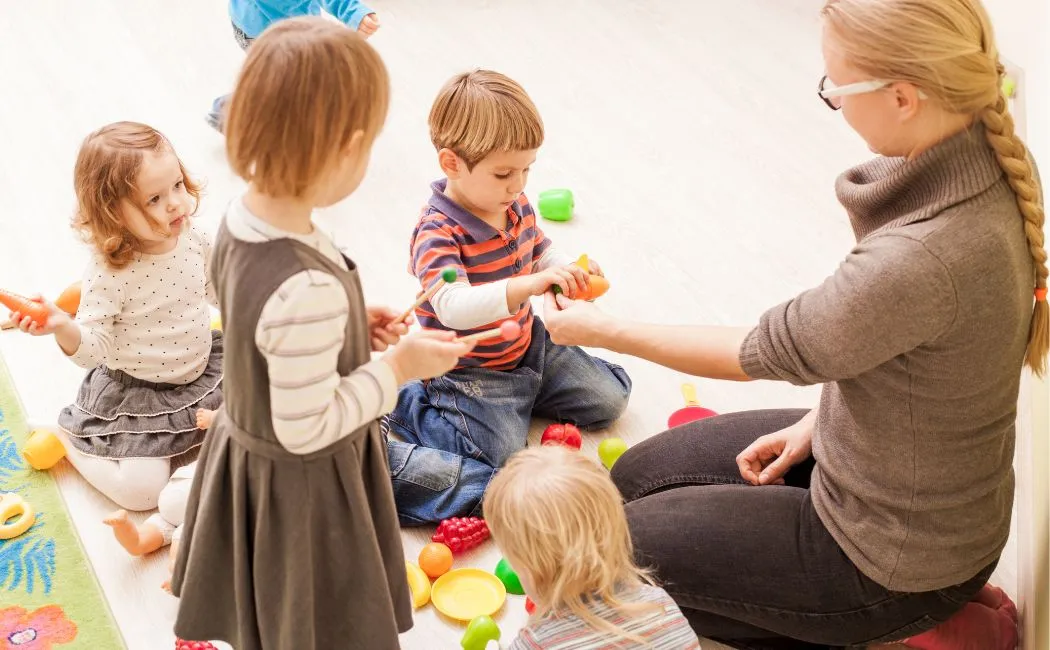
[7,121,223,566]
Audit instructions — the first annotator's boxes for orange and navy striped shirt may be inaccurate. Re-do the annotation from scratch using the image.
[411,179,552,370]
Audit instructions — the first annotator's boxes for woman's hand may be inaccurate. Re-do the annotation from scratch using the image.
[366,305,410,352]
[543,292,614,348]
[736,413,815,486]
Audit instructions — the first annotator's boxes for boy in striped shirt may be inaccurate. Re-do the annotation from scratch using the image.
[385,70,632,521]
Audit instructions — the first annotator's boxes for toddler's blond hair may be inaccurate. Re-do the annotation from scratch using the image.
[428,70,544,169]
[225,17,390,199]
[485,446,659,642]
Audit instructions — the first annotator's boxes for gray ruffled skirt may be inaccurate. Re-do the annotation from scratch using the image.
[58,331,224,459]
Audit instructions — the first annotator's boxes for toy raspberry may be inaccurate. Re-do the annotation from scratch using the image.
[176,639,218,650]
[432,516,490,554]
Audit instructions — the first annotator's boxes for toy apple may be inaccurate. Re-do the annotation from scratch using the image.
[598,437,629,470]
[541,423,582,450]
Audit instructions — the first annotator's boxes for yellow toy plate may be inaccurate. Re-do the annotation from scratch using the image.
[430,568,507,621]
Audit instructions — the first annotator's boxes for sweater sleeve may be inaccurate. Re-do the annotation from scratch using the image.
[255,269,397,455]
[739,234,957,385]
[68,264,124,369]
[322,0,373,28]
[200,228,220,309]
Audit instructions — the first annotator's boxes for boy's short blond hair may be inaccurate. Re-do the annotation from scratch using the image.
[428,70,544,169]
[485,447,658,641]
[226,17,390,198]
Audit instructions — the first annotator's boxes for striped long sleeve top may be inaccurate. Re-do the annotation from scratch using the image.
[410,179,571,370]
[226,198,398,455]
[510,584,701,649]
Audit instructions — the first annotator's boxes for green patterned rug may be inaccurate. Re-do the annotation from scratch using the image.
[0,352,125,649]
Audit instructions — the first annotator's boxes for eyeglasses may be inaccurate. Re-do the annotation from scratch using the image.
[817,75,927,110]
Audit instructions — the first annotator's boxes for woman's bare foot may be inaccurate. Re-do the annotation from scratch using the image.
[196,408,216,430]
[102,510,164,556]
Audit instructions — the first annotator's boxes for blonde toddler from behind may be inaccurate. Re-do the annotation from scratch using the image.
[486,446,701,649]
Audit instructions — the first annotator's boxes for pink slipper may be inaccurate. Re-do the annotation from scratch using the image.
[972,585,1017,623]
[904,601,1017,650]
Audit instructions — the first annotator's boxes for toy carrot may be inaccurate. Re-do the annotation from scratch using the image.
[0,290,49,327]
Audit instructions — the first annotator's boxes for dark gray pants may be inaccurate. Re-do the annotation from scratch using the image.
[611,409,994,649]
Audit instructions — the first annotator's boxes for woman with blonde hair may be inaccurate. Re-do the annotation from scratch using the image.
[486,446,700,649]
[544,0,1037,647]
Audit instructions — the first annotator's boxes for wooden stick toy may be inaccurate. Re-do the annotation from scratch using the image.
[394,267,458,325]
[456,321,522,344]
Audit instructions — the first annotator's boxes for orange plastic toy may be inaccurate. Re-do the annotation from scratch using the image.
[418,542,454,579]
[552,255,609,301]
[55,282,82,316]
[23,429,67,471]
[0,290,49,327]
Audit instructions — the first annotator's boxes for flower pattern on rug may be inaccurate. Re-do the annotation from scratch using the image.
[0,605,77,648]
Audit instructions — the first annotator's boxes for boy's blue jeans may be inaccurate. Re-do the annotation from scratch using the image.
[387,317,632,524]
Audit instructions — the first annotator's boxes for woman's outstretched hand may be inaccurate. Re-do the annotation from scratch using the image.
[542,292,613,348]
[736,413,815,486]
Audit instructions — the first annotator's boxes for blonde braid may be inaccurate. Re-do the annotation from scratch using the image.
[981,90,1049,376]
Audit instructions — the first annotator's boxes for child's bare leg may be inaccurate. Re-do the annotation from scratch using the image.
[102,510,165,556]
[196,408,216,430]
[161,537,180,594]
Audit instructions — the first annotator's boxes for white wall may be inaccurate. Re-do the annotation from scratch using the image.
[982,2,1050,649]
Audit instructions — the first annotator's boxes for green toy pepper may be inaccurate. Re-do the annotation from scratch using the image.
[538,188,574,222]
[461,615,501,650]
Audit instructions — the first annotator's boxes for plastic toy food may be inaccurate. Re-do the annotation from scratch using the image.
[175,639,218,650]
[540,423,582,450]
[598,437,628,470]
[55,282,82,316]
[405,561,432,608]
[0,290,49,327]
[525,596,536,615]
[494,557,524,595]
[461,615,501,650]
[538,189,574,222]
[418,542,454,579]
[432,516,490,554]
[22,429,67,471]
[551,254,609,301]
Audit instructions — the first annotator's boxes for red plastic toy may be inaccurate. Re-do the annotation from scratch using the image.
[176,639,217,650]
[432,516,490,554]
[540,423,582,450]
[525,596,536,615]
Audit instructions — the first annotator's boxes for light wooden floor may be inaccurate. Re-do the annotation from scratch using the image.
[0,1,1017,648]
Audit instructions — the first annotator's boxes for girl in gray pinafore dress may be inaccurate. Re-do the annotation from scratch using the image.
[171,221,412,650]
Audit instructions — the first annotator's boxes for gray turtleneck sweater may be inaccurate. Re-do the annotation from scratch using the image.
[740,125,1035,592]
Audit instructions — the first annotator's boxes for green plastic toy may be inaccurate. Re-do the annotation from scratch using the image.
[494,557,525,595]
[461,615,501,650]
[538,188,574,222]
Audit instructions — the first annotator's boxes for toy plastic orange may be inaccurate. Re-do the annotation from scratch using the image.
[418,542,454,579]
[55,282,82,316]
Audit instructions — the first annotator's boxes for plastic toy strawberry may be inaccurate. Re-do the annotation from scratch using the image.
[176,639,218,650]
[432,516,490,554]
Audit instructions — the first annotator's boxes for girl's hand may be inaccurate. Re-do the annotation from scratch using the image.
[8,296,70,337]
[735,418,814,486]
[542,292,614,348]
[383,330,474,384]
[367,305,411,352]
